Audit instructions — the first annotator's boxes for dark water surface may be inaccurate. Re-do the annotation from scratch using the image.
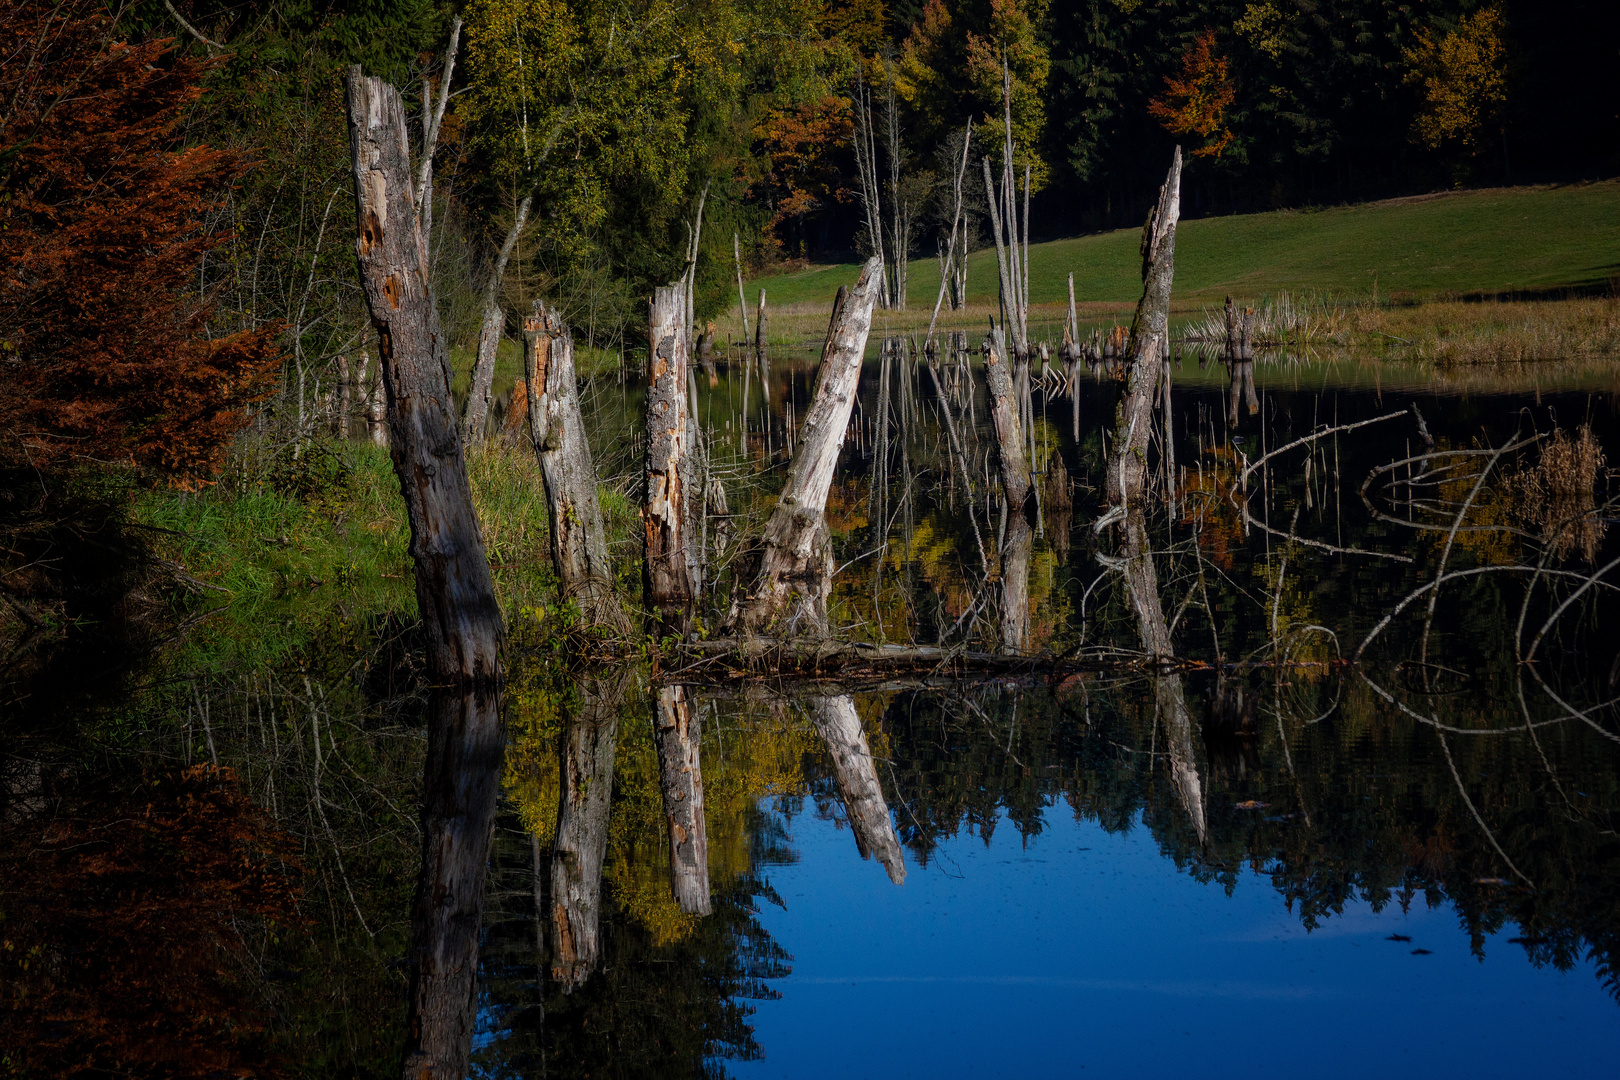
[5,344,1619,1077]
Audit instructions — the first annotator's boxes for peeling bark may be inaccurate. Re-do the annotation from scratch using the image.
[654,684,711,915]
[344,70,502,684]
[644,282,693,628]
[725,257,882,636]
[808,695,906,884]
[522,306,630,633]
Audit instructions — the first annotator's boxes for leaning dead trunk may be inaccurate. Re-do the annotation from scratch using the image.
[344,69,502,684]
[523,306,630,633]
[644,282,694,627]
[654,684,711,915]
[808,695,906,884]
[1107,148,1181,509]
[551,672,626,993]
[984,322,1030,511]
[725,257,882,636]
[400,686,505,1080]
[464,194,533,442]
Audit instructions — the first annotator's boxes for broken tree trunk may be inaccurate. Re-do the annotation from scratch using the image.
[463,194,533,442]
[1107,147,1181,509]
[808,695,906,884]
[399,686,503,1080]
[755,288,768,355]
[523,305,631,633]
[725,257,882,636]
[984,321,1030,512]
[551,671,627,994]
[344,69,502,684]
[644,281,694,628]
[654,684,711,915]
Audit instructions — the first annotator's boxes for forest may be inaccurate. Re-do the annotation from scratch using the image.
[2,1,1619,1077]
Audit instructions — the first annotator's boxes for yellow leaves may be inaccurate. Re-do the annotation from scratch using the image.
[1148,29,1236,159]
[1234,2,1290,61]
[1402,7,1507,155]
[963,0,1052,188]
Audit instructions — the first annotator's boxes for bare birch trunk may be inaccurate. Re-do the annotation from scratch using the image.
[523,306,630,633]
[654,684,711,915]
[644,282,693,627]
[400,686,503,1080]
[755,289,768,354]
[345,69,502,684]
[724,257,882,636]
[464,194,532,442]
[808,695,906,884]
[551,672,626,994]
[1107,148,1181,508]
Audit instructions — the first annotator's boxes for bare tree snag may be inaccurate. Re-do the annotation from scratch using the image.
[654,684,711,915]
[725,257,882,636]
[345,69,503,684]
[523,305,630,633]
[1107,148,1181,509]
[984,321,1030,512]
[808,695,906,884]
[755,288,768,355]
[644,281,693,627]
[400,686,504,1080]
[551,672,626,994]
[464,194,532,442]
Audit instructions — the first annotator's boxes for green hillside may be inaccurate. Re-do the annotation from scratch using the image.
[752,181,1620,309]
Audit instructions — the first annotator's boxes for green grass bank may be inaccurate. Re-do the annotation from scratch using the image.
[752,181,1620,310]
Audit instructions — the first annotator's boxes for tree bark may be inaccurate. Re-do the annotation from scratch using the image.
[725,257,882,636]
[400,686,504,1080]
[654,684,711,915]
[984,321,1030,512]
[344,69,503,684]
[808,695,906,884]
[644,281,693,627]
[523,305,630,633]
[550,672,626,994]
[464,194,532,443]
[755,288,768,355]
[1107,148,1181,509]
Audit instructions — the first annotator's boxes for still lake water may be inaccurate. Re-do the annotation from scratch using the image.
[6,340,1619,1076]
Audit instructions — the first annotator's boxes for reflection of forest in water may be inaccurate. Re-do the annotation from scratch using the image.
[3,345,1618,1076]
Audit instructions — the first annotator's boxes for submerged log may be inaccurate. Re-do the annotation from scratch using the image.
[551,672,627,994]
[524,306,631,633]
[654,684,711,915]
[808,695,906,884]
[400,686,505,1080]
[725,257,882,636]
[1107,148,1181,508]
[644,282,694,627]
[344,69,502,684]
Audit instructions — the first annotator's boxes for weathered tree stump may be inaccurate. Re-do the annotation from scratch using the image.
[523,306,631,634]
[654,684,711,915]
[644,282,694,629]
[725,257,882,636]
[344,69,502,685]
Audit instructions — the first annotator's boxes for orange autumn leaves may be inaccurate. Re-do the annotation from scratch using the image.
[1149,29,1236,159]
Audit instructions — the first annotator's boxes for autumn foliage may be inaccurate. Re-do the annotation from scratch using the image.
[1149,30,1236,158]
[0,0,281,485]
[0,765,304,1077]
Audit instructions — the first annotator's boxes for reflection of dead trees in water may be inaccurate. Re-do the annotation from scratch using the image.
[1154,674,1208,845]
[1222,296,1260,428]
[551,673,628,994]
[1202,676,1261,783]
[725,257,882,637]
[402,687,506,1080]
[654,684,712,915]
[808,695,907,884]
[1513,423,1608,561]
[982,321,1035,654]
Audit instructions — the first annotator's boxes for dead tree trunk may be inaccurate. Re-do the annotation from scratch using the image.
[644,282,694,628]
[523,305,630,633]
[345,69,502,684]
[654,684,711,915]
[1107,147,1181,509]
[464,194,533,442]
[808,695,906,884]
[984,322,1030,512]
[399,686,504,1080]
[725,257,882,636]
[551,672,626,994]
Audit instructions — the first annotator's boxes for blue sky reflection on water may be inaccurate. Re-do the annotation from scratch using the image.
[729,807,1617,1079]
